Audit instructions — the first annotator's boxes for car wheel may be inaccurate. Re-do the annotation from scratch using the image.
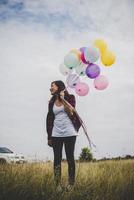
[0,158,7,165]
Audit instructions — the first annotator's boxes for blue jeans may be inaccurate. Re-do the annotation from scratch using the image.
[52,136,76,185]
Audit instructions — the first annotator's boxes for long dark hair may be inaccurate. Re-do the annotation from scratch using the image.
[49,80,74,116]
[50,80,69,102]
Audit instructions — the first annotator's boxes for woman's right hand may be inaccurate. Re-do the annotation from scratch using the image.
[48,139,53,147]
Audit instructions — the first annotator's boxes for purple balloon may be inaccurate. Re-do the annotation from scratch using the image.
[79,47,86,53]
[86,63,100,79]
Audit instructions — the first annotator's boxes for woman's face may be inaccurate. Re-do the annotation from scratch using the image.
[50,83,58,95]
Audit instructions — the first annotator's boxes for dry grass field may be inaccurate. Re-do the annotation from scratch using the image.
[0,160,134,200]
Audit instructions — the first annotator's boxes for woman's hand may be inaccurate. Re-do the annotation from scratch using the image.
[69,107,75,115]
[60,90,65,98]
[48,139,53,147]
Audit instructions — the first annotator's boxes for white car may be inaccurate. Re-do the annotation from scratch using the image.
[0,147,27,164]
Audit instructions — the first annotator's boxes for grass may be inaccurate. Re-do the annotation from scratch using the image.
[0,160,134,200]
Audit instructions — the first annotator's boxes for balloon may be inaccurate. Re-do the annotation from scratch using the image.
[75,62,86,76]
[101,50,116,66]
[86,63,100,79]
[79,47,86,53]
[75,82,89,96]
[59,63,73,76]
[84,46,100,63]
[94,39,107,53]
[94,75,109,90]
[70,49,81,60]
[66,73,80,88]
[81,51,89,64]
[64,52,80,69]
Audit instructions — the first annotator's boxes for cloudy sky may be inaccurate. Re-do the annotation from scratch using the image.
[0,0,134,160]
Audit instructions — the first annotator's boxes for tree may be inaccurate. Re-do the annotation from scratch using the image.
[79,147,93,162]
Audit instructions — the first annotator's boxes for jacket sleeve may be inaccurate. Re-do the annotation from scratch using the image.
[46,102,54,140]
[67,94,76,108]
[46,112,52,140]
[67,94,82,132]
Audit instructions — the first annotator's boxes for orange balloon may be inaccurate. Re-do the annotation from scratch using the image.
[70,49,81,60]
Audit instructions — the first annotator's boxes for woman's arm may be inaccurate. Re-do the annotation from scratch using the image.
[46,101,55,140]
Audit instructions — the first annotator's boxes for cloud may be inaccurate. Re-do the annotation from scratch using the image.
[0,0,134,39]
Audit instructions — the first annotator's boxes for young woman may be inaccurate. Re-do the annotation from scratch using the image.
[46,80,81,186]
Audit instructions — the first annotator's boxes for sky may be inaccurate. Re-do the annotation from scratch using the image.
[0,0,134,160]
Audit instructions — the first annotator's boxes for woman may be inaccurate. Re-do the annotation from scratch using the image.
[46,80,81,187]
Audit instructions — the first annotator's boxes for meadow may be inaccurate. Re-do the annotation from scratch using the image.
[0,160,134,200]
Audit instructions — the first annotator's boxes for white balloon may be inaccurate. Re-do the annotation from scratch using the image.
[66,73,80,88]
[84,46,100,63]
[64,52,80,69]
[75,62,86,76]
[59,63,73,76]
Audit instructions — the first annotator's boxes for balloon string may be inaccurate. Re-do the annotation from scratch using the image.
[75,110,96,149]
[60,96,96,149]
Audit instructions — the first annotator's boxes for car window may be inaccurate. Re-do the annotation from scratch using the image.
[0,147,13,153]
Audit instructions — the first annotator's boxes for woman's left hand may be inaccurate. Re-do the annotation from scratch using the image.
[48,139,53,147]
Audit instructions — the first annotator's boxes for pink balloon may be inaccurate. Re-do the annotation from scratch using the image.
[81,52,89,64]
[94,75,109,90]
[75,82,89,96]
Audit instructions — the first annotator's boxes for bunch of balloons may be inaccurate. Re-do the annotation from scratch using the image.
[59,39,116,96]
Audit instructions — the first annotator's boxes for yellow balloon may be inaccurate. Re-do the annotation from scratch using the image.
[94,39,107,53]
[101,50,116,67]
[70,49,81,60]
